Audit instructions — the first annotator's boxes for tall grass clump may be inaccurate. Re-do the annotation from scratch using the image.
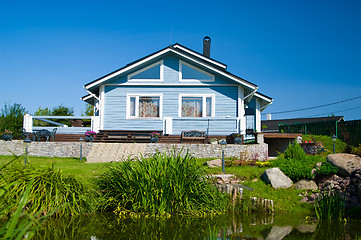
[0,163,95,217]
[314,190,345,220]
[97,151,227,217]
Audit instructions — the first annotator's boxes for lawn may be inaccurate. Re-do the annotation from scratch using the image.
[0,154,313,213]
[0,155,106,181]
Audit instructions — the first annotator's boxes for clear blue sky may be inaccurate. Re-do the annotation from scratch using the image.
[1,0,361,120]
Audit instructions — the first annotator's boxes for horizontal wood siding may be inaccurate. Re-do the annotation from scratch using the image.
[103,85,238,132]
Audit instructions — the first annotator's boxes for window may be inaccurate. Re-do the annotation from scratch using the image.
[179,95,215,117]
[127,95,162,119]
[127,61,163,82]
[179,61,214,82]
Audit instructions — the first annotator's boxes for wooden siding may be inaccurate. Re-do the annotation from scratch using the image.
[103,85,238,133]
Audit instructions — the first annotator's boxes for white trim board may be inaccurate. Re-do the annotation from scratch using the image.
[178,94,215,118]
[126,93,163,120]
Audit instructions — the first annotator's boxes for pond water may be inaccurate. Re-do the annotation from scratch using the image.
[33,213,361,240]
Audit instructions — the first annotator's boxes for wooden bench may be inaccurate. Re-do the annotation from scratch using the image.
[181,130,206,143]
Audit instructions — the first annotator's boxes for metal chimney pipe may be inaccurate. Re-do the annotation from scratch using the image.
[203,36,211,57]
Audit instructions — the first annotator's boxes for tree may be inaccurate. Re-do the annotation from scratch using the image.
[34,107,52,126]
[0,103,27,139]
[83,104,94,116]
[51,104,74,126]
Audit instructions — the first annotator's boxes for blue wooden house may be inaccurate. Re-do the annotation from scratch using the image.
[82,37,272,137]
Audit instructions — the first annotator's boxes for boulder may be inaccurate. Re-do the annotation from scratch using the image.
[204,159,222,168]
[261,167,293,189]
[294,224,316,233]
[266,226,293,240]
[327,154,361,177]
[294,180,318,190]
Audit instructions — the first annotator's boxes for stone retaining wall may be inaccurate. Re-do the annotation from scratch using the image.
[0,141,268,163]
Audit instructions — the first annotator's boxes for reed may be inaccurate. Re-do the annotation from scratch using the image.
[0,163,95,217]
[97,151,227,217]
[314,190,345,220]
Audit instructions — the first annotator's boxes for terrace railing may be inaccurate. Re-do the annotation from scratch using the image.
[23,114,100,135]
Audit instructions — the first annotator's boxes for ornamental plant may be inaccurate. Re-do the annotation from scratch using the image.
[3,129,12,135]
[232,133,241,138]
[150,132,160,138]
[85,130,96,137]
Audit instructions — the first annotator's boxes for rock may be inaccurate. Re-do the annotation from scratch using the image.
[261,167,293,189]
[204,159,222,168]
[294,180,318,190]
[295,224,317,233]
[266,226,293,240]
[327,153,361,177]
[358,184,361,203]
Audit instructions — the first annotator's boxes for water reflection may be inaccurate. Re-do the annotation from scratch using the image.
[33,213,361,240]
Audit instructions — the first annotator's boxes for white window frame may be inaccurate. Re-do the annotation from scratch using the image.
[127,60,163,82]
[179,60,215,82]
[178,94,215,117]
[126,94,163,120]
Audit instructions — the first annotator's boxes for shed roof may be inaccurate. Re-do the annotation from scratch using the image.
[261,116,345,132]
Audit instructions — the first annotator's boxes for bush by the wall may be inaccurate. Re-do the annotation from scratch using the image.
[284,140,306,161]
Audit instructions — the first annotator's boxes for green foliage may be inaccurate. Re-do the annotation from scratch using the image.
[34,107,52,126]
[97,151,227,217]
[0,163,95,217]
[315,162,338,176]
[314,191,345,220]
[83,104,94,116]
[284,140,306,160]
[34,104,74,126]
[0,103,27,139]
[270,156,314,181]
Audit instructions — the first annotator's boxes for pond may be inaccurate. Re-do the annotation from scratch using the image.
[33,213,361,240]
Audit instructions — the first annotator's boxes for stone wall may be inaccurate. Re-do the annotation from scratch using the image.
[0,141,268,163]
[0,140,92,158]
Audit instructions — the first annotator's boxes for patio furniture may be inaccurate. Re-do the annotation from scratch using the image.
[181,130,206,143]
[33,128,57,142]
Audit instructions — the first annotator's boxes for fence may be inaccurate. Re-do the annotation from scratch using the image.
[279,119,361,147]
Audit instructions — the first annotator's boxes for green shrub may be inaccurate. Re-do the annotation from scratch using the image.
[271,156,314,181]
[0,103,27,139]
[316,162,338,176]
[97,151,227,217]
[284,140,306,161]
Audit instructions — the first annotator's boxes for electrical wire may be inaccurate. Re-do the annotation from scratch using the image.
[303,105,361,118]
[262,95,361,115]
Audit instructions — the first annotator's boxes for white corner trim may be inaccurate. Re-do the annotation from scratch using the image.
[179,60,215,82]
[99,85,105,130]
[178,94,215,118]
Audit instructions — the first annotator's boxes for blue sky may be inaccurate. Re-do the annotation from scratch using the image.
[1,0,361,120]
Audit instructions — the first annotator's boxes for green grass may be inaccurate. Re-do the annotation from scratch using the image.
[0,155,105,182]
[0,155,313,215]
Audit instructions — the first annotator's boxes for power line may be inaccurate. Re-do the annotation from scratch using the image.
[262,95,361,115]
[304,105,361,118]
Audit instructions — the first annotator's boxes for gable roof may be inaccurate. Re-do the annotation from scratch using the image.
[261,116,345,132]
[84,44,258,93]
